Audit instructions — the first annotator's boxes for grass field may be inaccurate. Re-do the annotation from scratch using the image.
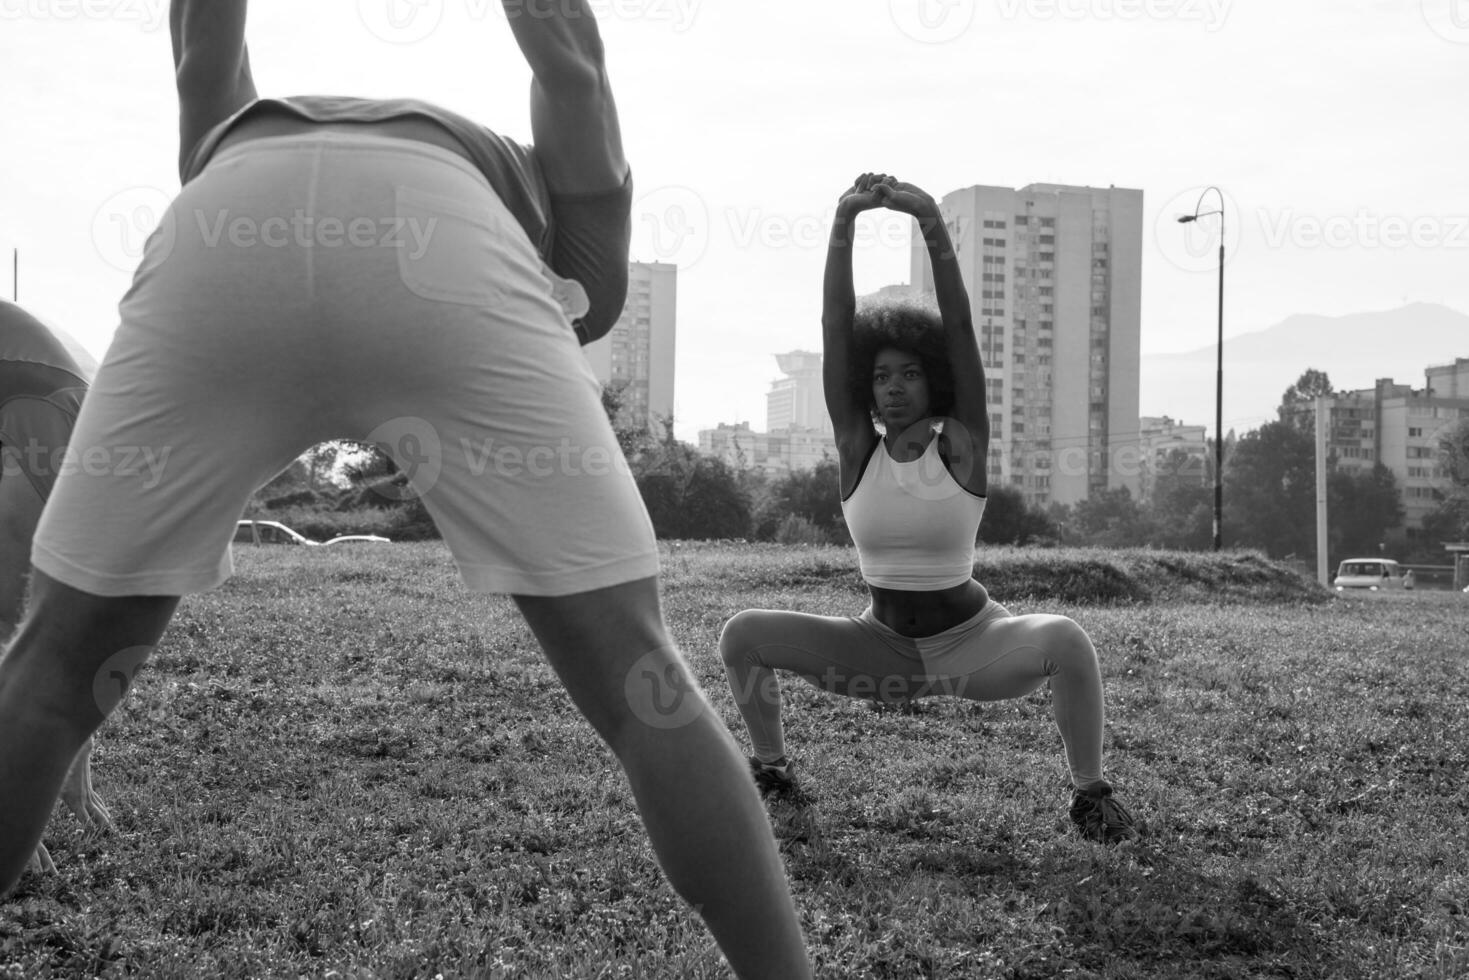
[3,542,1467,979]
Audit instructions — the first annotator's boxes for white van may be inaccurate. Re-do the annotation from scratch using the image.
[1333,558,1413,591]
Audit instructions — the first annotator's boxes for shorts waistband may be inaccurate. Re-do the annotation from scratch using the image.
[207,130,491,190]
[858,597,1001,643]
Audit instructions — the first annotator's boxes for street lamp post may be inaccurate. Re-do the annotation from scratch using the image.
[1178,188,1226,551]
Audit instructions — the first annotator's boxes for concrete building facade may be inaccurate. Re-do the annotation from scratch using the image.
[582,262,677,435]
[910,182,1143,508]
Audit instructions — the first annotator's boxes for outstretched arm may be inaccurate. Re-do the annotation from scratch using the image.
[171,0,257,181]
[501,0,627,194]
[878,181,989,493]
[823,174,891,471]
[501,0,631,345]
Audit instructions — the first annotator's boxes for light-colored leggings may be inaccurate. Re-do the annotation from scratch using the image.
[718,602,1109,790]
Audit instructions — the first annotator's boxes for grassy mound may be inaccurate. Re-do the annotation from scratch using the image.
[661,542,1330,606]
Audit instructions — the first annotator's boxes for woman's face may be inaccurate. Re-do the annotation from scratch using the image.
[871,346,932,430]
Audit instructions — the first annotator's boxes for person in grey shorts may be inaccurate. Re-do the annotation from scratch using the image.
[0,3,811,976]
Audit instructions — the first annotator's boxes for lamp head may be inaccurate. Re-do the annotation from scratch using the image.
[1177,215,1198,224]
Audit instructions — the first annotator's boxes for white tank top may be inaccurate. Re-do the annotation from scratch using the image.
[840,436,987,591]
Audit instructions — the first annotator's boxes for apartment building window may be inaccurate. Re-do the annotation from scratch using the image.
[1409,427,1423,437]
[1039,235,1054,245]
[1040,287,1053,297]
[1013,353,1027,364]
[1040,218,1055,228]
[1041,304,1053,315]
[1408,446,1435,459]
[1014,215,1029,225]
[1037,338,1052,348]
[1094,258,1108,269]
[1039,252,1054,262]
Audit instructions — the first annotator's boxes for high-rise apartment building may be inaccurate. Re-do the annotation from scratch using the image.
[910,183,1143,507]
[581,262,677,435]
[765,351,832,434]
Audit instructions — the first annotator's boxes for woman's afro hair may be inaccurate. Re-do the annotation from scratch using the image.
[847,296,956,417]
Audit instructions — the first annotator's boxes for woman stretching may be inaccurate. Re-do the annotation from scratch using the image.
[720,173,1138,844]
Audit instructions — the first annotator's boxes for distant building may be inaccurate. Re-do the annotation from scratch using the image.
[765,351,832,434]
[1299,371,1469,545]
[911,182,1144,508]
[1426,356,1469,399]
[1137,416,1209,503]
[582,262,677,436]
[699,353,838,475]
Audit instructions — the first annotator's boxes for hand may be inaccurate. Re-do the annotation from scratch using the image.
[60,737,115,834]
[874,180,937,218]
[837,173,897,217]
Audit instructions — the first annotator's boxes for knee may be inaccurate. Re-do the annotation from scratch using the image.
[717,610,764,669]
[1039,616,1098,673]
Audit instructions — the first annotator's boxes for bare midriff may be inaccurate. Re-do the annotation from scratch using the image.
[868,578,989,638]
[213,108,476,166]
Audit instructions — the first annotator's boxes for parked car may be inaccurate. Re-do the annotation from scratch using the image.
[1332,558,1412,591]
[234,520,390,546]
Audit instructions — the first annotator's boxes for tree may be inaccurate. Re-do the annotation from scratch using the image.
[1327,463,1404,562]
[1422,497,1469,548]
[977,485,1061,546]
[1439,417,1469,491]
[753,459,846,543]
[1147,449,1214,550]
[601,382,655,459]
[634,439,751,540]
[1278,368,1334,433]
[1070,486,1151,547]
[1222,420,1316,558]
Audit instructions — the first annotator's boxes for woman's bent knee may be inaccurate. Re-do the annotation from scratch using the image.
[718,609,771,667]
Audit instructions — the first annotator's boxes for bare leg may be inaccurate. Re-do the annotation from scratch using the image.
[0,571,177,894]
[515,578,811,980]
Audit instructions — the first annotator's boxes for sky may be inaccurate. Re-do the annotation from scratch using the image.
[2,0,1467,443]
